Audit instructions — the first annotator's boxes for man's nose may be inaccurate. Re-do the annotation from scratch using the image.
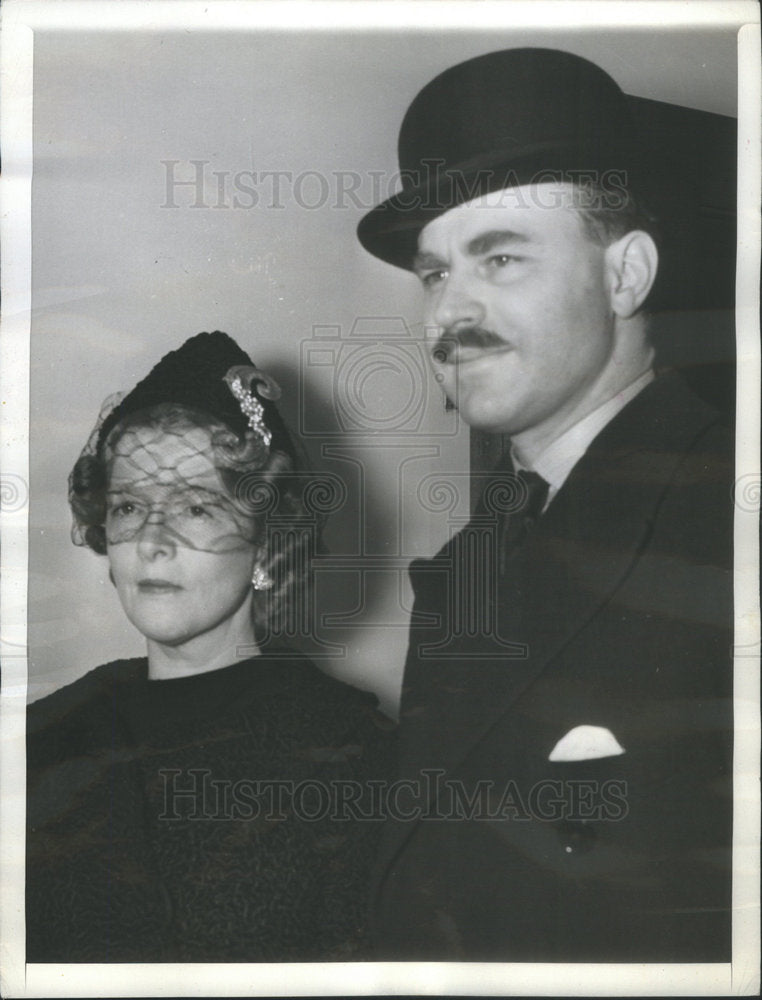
[430,273,486,333]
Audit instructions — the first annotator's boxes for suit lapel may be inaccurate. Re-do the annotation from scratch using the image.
[382,375,723,864]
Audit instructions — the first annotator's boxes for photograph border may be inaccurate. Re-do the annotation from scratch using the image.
[1,2,759,996]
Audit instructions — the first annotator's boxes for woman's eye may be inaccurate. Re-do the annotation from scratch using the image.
[186,500,227,519]
[110,501,138,517]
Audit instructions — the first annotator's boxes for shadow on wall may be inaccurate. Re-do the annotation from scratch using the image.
[265,358,398,663]
[651,310,736,421]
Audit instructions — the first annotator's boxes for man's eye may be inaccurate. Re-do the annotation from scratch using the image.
[420,269,448,288]
[486,253,516,269]
[187,504,211,518]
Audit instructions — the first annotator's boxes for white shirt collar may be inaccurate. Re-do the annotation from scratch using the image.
[511,370,655,504]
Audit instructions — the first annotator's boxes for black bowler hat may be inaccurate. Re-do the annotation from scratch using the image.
[97,330,296,460]
[357,48,645,270]
[357,47,738,313]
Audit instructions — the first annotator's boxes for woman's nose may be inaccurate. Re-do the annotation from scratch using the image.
[430,274,486,333]
[136,513,175,558]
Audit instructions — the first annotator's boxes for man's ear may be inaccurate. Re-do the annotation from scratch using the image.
[605,230,659,318]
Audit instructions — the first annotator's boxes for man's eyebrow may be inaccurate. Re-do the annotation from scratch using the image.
[466,229,531,256]
[412,250,447,273]
[413,229,531,271]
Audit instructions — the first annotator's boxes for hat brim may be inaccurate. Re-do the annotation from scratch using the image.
[357,142,600,270]
[357,95,737,313]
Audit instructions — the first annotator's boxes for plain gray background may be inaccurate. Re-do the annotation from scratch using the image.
[29,26,738,712]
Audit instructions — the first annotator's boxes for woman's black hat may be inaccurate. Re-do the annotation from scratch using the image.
[96,330,295,459]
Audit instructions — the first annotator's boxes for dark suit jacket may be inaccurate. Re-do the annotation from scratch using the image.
[373,373,733,962]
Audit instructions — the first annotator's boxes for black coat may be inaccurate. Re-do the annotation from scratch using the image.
[27,652,393,962]
[372,373,733,962]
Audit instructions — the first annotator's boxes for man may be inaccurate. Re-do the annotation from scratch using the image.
[357,48,733,961]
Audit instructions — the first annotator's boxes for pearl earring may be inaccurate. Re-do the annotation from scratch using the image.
[251,566,274,591]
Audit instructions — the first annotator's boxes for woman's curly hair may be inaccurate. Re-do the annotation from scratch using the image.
[69,402,325,646]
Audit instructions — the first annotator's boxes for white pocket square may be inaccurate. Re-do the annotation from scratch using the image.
[548,725,625,762]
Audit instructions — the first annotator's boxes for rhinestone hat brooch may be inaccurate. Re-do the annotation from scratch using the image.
[223,365,282,449]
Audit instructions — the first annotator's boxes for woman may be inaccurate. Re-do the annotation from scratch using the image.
[27,331,392,962]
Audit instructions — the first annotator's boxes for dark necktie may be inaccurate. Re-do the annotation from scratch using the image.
[498,469,549,573]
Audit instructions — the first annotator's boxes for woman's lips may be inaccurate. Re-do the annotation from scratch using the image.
[137,579,182,593]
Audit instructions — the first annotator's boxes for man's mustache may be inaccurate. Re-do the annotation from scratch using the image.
[431,327,505,364]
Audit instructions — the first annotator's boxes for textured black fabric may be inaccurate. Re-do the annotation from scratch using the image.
[371,373,733,961]
[97,331,295,458]
[498,470,549,570]
[27,653,393,962]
